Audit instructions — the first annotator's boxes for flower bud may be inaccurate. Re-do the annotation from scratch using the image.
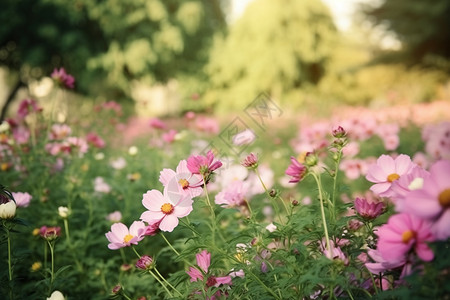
[0,196,16,219]
[332,126,346,138]
[58,206,71,218]
[112,285,122,294]
[135,255,154,270]
[241,153,259,169]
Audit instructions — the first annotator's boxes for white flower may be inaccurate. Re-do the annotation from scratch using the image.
[266,223,277,232]
[94,152,105,160]
[58,206,70,218]
[0,121,10,133]
[0,201,16,219]
[128,146,138,156]
[47,290,65,300]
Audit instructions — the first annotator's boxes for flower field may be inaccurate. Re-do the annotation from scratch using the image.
[1,71,450,299]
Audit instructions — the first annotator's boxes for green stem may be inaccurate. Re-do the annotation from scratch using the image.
[202,175,217,244]
[63,218,83,272]
[160,232,180,256]
[47,240,55,295]
[154,267,183,297]
[247,270,281,300]
[311,173,332,258]
[331,149,343,222]
[149,269,173,297]
[6,227,12,281]
[255,169,284,224]
[131,246,141,258]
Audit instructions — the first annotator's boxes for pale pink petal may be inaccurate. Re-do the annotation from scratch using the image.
[111,223,128,238]
[187,267,203,282]
[394,154,413,174]
[377,155,395,174]
[430,160,450,189]
[370,182,391,195]
[366,165,388,182]
[176,160,189,174]
[142,190,166,211]
[215,276,232,286]
[159,215,178,232]
[129,221,146,237]
[140,210,165,223]
[432,209,450,240]
[174,205,193,218]
[159,169,176,186]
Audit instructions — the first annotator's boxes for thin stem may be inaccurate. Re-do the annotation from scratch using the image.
[202,175,217,244]
[154,267,183,297]
[149,269,173,297]
[331,149,343,222]
[160,232,180,256]
[6,227,12,281]
[131,246,141,258]
[247,270,281,300]
[255,169,284,224]
[63,218,83,272]
[47,240,55,296]
[311,173,332,258]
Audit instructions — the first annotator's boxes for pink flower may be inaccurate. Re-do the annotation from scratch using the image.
[94,177,111,194]
[186,150,222,176]
[105,221,146,250]
[51,68,75,89]
[339,158,368,180]
[49,124,72,140]
[365,249,408,277]
[285,156,307,183]
[159,160,203,199]
[215,180,249,207]
[149,118,166,130]
[110,157,127,170]
[140,189,193,232]
[423,122,450,160]
[162,129,177,144]
[241,153,258,169]
[86,132,105,148]
[354,197,384,220]
[12,192,32,207]
[390,166,430,211]
[135,255,154,270]
[17,99,42,120]
[39,226,61,241]
[365,154,416,197]
[186,250,232,287]
[402,160,450,240]
[375,213,434,263]
[106,211,122,222]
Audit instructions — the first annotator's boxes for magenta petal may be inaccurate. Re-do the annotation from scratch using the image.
[215,276,232,286]
[415,243,434,262]
[432,209,450,240]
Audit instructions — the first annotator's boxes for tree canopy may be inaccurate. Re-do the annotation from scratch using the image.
[205,0,337,110]
[363,0,450,63]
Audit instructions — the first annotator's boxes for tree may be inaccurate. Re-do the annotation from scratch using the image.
[0,0,226,120]
[204,0,337,111]
[362,0,450,63]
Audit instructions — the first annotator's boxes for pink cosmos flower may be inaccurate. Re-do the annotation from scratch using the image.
[365,154,416,197]
[215,180,249,207]
[423,122,450,160]
[241,153,258,169]
[194,116,220,134]
[186,150,222,176]
[49,124,72,141]
[149,118,166,130]
[105,221,146,250]
[285,156,307,183]
[12,192,32,207]
[354,197,384,220]
[402,160,450,240]
[17,99,42,120]
[12,126,30,144]
[365,248,409,278]
[375,213,434,263]
[390,166,430,211]
[86,132,105,148]
[94,177,111,194]
[51,67,75,89]
[162,129,177,144]
[106,211,122,222]
[339,158,369,180]
[159,160,203,199]
[39,226,61,241]
[186,250,232,287]
[135,255,154,270]
[140,189,193,232]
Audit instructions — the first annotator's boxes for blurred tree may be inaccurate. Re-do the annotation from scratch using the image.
[204,0,337,111]
[363,0,450,64]
[0,0,226,120]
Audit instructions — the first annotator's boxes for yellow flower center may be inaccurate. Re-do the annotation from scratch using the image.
[161,203,174,214]
[297,152,307,164]
[401,230,415,243]
[123,234,134,243]
[387,173,400,182]
[438,188,450,208]
[31,262,42,272]
[178,178,189,189]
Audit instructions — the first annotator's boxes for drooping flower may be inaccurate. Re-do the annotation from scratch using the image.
[105,221,146,250]
[354,197,384,220]
[186,250,232,287]
[402,160,450,240]
[159,160,203,199]
[285,156,307,183]
[51,67,75,89]
[140,189,193,232]
[135,255,154,270]
[12,192,32,208]
[187,150,222,176]
[241,153,258,169]
[365,154,416,197]
[375,213,434,263]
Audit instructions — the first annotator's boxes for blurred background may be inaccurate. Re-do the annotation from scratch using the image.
[1,0,449,120]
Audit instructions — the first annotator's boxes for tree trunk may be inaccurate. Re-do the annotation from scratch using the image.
[0,79,24,122]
